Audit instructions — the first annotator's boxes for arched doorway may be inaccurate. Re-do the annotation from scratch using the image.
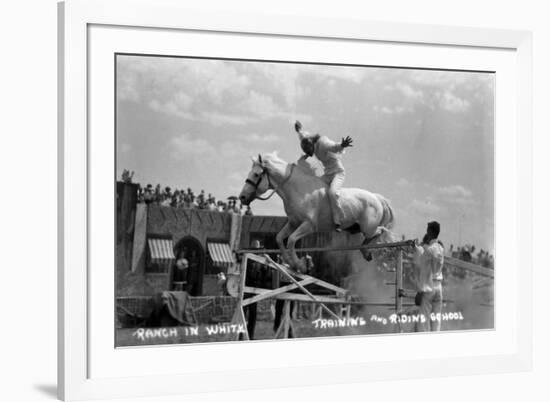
[173,236,205,296]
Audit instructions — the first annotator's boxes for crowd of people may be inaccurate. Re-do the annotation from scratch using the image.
[448,244,494,269]
[122,170,253,215]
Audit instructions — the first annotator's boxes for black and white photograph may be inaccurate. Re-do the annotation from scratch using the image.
[115,54,495,347]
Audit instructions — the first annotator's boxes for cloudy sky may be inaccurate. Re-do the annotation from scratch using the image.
[116,55,494,253]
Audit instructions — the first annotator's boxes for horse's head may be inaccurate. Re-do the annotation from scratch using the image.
[239,154,272,205]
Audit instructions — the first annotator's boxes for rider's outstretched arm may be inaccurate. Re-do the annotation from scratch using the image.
[294,120,311,141]
[322,135,353,153]
[321,137,344,153]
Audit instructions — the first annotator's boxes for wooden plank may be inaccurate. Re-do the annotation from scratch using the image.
[236,239,415,254]
[253,253,347,294]
[403,254,494,278]
[293,272,347,294]
[242,288,348,304]
[241,277,316,306]
[444,256,494,278]
[399,288,417,299]
[242,254,348,317]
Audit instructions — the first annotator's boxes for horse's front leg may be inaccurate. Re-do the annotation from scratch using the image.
[286,221,314,272]
[275,222,294,264]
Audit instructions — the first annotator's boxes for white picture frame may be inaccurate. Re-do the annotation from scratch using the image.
[58,0,533,400]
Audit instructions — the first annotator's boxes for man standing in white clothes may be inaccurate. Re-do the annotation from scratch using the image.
[413,221,445,332]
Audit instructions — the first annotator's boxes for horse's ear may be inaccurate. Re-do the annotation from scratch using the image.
[258,154,262,164]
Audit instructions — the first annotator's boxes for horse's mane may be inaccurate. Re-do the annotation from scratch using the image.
[262,151,321,179]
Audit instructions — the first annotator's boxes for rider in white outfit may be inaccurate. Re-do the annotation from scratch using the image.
[294,120,353,232]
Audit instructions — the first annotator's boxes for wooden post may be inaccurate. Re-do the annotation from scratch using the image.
[394,250,403,334]
[230,255,250,341]
[231,302,249,341]
[395,250,403,314]
[274,301,295,339]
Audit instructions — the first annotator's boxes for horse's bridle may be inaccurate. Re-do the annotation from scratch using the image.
[245,155,295,201]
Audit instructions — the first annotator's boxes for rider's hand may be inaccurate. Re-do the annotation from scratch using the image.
[295,120,302,132]
[341,136,353,148]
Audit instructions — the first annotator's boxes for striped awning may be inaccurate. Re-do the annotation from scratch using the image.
[148,238,175,264]
[207,242,235,269]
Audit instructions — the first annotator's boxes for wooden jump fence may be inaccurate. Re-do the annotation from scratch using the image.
[231,238,494,339]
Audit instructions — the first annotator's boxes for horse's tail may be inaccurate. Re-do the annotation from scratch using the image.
[376,194,395,230]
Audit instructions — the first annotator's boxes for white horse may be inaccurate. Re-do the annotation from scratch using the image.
[239,152,395,270]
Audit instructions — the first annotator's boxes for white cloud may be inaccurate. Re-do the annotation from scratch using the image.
[394,82,424,100]
[410,198,441,216]
[201,65,251,106]
[251,63,302,108]
[228,172,244,183]
[169,134,214,159]
[117,74,140,102]
[373,105,411,115]
[396,178,411,188]
[438,185,473,198]
[119,143,132,153]
[245,90,281,119]
[149,98,193,119]
[170,133,250,165]
[200,112,256,126]
[174,91,193,109]
[406,183,475,219]
[439,91,470,113]
[313,65,367,84]
[117,56,253,120]
[217,141,247,159]
[118,56,369,127]
[243,133,279,143]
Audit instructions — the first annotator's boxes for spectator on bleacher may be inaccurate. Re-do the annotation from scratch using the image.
[460,246,472,262]
[197,190,205,208]
[121,169,134,183]
[170,190,179,208]
[207,197,217,211]
[124,173,255,216]
[160,187,172,206]
[184,189,192,208]
[136,185,144,203]
[144,184,154,204]
[232,200,242,214]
